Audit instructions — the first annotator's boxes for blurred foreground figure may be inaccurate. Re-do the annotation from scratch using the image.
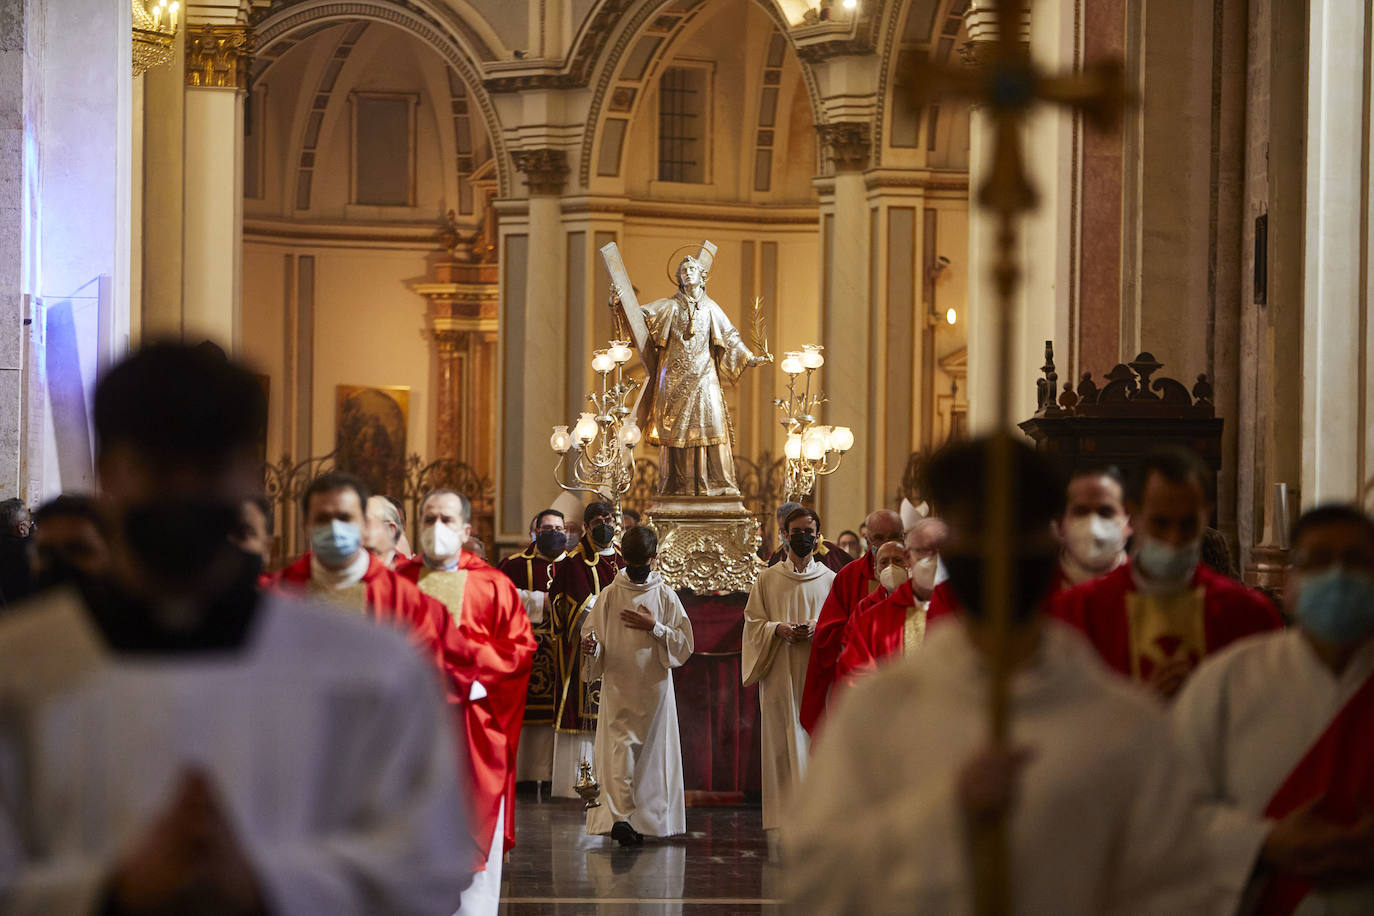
[1173,504,1374,914]
[0,344,472,915]
[786,436,1213,914]
[29,494,112,591]
[396,490,536,916]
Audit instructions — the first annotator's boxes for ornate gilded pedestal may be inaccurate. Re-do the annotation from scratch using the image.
[647,496,761,594]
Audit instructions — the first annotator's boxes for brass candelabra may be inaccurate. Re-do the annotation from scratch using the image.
[774,344,854,501]
[550,339,642,527]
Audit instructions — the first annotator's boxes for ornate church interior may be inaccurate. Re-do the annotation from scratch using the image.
[3,0,1374,913]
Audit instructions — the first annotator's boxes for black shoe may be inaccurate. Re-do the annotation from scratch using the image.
[610,821,639,847]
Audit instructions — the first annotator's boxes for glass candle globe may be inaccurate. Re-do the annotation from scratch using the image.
[550,425,572,454]
[784,433,803,460]
[802,428,828,461]
[780,352,804,376]
[574,412,599,443]
[829,426,855,452]
[609,340,634,364]
[800,345,825,370]
[591,350,615,374]
[618,420,642,447]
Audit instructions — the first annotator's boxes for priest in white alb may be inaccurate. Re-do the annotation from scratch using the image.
[1172,503,1374,915]
[579,525,694,846]
[743,506,836,857]
[785,438,1214,914]
[0,344,472,916]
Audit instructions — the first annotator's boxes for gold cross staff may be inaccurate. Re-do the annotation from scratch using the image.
[901,2,1130,914]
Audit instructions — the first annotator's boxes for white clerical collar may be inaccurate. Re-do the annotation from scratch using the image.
[423,552,462,572]
[598,546,616,557]
[789,553,816,574]
[312,550,370,589]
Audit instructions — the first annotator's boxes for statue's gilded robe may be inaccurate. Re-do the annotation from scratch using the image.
[636,290,753,496]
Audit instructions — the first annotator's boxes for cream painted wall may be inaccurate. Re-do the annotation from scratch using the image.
[241,241,435,471]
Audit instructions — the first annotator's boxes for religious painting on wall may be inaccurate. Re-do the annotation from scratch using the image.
[335,385,409,499]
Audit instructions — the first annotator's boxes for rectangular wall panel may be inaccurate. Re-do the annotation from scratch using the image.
[566,231,587,425]
[502,235,529,533]
[886,208,916,504]
[296,255,314,459]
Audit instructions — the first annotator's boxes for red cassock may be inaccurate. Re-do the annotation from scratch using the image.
[497,548,561,728]
[766,540,853,575]
[835,580,956,688]
[548,537,624,733]
[272,552,474,696]
[1050,561,1282,682]
[394,553,536,865]
[799,553,882,734]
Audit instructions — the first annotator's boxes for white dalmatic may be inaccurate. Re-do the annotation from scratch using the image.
[742,558,835,833]
[1172,629,1374,915]
[785,619,1214,915]
[0,591,473,916]
[581,570,694,838]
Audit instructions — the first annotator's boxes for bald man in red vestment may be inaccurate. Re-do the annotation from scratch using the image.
[836,518,949,689]
[1052,447,1281,698]
[799,508,904,734]
[395,488,535,916]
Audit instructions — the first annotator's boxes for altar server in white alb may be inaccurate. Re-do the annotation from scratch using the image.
[1173,503,1374,916]
[0,344,473,916]
[743,505,836,856]
[580,524,694,847]
[785,437,1214,915]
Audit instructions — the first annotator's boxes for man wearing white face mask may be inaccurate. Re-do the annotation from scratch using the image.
[1172,504,1374,915]
[394,489,537,916]
[1053,446,1281,698]
[836,518,950,688]
[1054,467,1130,590]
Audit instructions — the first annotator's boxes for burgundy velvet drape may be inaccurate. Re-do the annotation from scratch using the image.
[672,591,762,795]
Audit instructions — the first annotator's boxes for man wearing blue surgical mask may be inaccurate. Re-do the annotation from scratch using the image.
[1053,446,1281,698]
[1172,504,1374,915]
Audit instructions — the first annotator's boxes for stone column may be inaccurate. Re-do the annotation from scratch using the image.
[180,23,248,350]
[411,255,500,476]
[1300,0,1374,508]
[815,121,872,525]
[963,4,1067,434]
[497,149,569,538]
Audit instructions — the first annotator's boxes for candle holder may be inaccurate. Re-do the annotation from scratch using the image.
[550,339,642,528]
[774,344,853,500]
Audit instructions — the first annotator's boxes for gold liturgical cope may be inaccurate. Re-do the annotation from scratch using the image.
[903,602,929,656]
[418,568,470,626]
[1125,587,1207,681]
[308,580,368,617]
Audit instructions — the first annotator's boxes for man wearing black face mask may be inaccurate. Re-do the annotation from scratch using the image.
[548,501,626,798]
[786,435,1213,914]
[499,509,568,791]
[0,343,473,914]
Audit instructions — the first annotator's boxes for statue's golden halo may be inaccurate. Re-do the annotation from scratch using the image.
[664,244,712,286]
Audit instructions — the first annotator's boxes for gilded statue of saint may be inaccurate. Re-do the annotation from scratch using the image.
[621,255,771,497]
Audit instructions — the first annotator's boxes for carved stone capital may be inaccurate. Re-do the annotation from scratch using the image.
[186,24,251,90]
[511,148,569,196]
[817,121,872,173]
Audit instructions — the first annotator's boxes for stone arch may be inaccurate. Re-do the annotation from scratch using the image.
[872,0,971,167]
[575,0,826,190]
[253,0,511,196]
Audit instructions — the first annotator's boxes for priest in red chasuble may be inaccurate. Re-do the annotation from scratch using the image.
[1052,446,1281,698]
[548,500,625,796]
[273,472,471,687]
[836,518,949,689]
[799,508,904,734]
[1172,504,1374,915]
[395,488,535,916]
[497,508,568,786]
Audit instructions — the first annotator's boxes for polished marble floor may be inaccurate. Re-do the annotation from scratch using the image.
[499,792,783,915]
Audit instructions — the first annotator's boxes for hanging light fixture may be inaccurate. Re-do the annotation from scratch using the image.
[133,0,179,77]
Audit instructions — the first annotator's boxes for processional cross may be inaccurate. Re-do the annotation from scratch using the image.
[902,2,1129,913]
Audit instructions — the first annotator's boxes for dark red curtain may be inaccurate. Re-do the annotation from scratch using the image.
[672,591,762,794]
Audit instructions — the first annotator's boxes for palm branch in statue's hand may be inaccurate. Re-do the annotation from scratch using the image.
[749,297,774,366]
